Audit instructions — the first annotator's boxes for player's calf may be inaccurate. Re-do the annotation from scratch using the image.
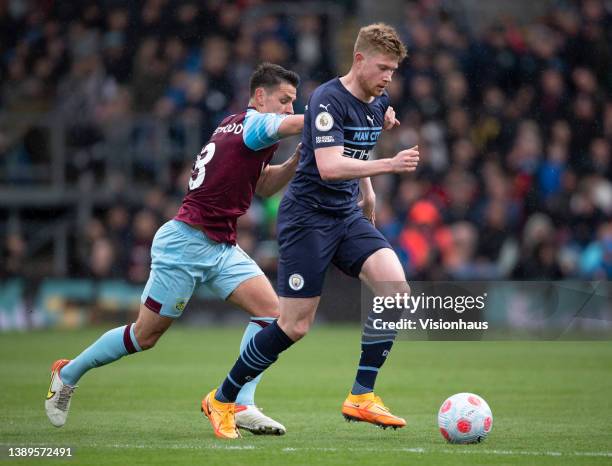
[133,322,165,350]
[214,320,295,406]
[44,323,143,427]
[44,307,172,426]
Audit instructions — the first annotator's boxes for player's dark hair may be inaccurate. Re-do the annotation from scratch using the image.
[249,63,300,96]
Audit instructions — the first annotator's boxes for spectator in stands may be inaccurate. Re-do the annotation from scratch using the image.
[0,233,27,279]
[2,0,611,281]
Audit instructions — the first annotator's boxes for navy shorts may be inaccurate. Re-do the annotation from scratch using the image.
[277,197,391,298]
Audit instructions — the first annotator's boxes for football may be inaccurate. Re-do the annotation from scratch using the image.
[438,393,493,444]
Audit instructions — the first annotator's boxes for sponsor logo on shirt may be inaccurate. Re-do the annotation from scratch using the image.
[351,130,381,142]
[213,122,244,136]
[343,147,371,160]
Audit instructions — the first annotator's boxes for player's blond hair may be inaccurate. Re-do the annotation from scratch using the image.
[354,23,407,61]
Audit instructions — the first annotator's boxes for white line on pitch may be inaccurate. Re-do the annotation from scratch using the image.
[98,444,612,457]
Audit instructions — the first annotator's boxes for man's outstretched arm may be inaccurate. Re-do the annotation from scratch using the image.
[255,143,302,197]
[315,145,419,181]
[277,115,304,137]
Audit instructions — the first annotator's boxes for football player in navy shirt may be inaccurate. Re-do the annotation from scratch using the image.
[211,24,419,436]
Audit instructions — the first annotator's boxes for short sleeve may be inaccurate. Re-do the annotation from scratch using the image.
[243,110,288,151]
[380,91,390,114]
[309,91,346,149]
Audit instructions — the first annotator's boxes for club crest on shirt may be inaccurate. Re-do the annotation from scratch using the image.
[175,299,186,313]
[315,112,334,132]
[288,273,305,291]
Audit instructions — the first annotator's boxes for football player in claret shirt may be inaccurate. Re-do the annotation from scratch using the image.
[206,23,420,438]
[46,63,304,436]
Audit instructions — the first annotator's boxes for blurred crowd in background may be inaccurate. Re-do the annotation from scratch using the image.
[1,0,611,283]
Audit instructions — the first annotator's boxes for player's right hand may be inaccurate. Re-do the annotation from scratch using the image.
[292,142,303,160]
[391,145,419,173]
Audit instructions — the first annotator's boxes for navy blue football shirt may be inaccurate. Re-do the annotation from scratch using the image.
[285,77,390,214]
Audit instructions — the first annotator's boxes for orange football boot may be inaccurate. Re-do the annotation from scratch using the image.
[342,392,406,429]
[201,389,241,439]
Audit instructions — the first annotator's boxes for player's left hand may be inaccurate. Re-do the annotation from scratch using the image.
[383,106,400,130]
[358,195,376,226]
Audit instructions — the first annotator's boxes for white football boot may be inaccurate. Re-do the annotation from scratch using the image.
[235,405,286,435]
[45,359,77,427]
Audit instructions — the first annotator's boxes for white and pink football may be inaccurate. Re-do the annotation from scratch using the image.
[438,393,493,444]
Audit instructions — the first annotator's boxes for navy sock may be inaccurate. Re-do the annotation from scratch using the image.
[351,340,395,394]
[216,321,294,403]
[351,313,397,395]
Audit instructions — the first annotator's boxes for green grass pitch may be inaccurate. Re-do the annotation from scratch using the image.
[1,325,611,465]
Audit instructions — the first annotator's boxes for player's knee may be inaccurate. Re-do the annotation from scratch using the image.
[266,297,280,318]
[257,308,280,320]
[250,295,280,318]
[289,320,311,340]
